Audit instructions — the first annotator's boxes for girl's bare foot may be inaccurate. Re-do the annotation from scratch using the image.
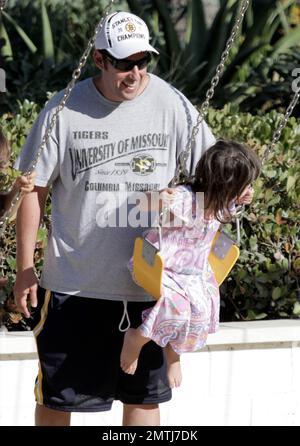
[120,328,149,375]
[165,344,182,388]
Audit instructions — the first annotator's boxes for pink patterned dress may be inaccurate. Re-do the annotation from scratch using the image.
[130,185,221,354]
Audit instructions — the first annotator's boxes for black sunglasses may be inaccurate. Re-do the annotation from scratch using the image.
[103,52,151,72]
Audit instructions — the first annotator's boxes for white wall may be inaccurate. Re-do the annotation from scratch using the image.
[1,320,300,426]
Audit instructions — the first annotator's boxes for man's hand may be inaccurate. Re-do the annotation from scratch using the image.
[14,268,39,318]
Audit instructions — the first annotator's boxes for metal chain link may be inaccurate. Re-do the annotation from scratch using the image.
[262,86,300,164]
[0,0,115,236]
[172,0,250,185]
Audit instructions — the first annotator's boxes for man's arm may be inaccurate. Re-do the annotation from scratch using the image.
[14,185,49,318]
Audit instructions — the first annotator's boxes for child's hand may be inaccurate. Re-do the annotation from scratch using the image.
[14,172,36,195]
[237,185,254,205]
[142,188,176,213]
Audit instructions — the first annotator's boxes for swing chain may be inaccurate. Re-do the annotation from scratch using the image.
[262,86,300,164]
[172,0,250,185]
[0,0,115,236]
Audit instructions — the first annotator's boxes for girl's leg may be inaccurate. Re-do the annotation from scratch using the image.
[165,344,182,388]
[121,328,150,374]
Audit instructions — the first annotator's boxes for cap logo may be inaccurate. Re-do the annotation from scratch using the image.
[125,22,136,33]
[95,12,159,57]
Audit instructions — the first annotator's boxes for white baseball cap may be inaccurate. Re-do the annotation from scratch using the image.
[95,11,159,59]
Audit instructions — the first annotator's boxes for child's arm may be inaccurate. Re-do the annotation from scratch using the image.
[0,172,36,214]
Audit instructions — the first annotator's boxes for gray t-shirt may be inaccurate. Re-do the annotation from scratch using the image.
[15,74,215,301]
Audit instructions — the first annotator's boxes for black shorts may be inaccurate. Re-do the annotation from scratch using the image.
[32,287,172,412]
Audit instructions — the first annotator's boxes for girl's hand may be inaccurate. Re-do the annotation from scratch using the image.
[141,188,176,212]
[14,172,36,195]
[237,185,254,205]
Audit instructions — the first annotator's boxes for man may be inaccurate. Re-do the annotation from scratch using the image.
[14,11,215,426]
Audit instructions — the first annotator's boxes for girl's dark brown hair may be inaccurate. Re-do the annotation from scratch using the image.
[186,139,261,222]
[0,128,10,170]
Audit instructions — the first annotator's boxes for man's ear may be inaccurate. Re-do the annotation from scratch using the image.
[93,50,105,70]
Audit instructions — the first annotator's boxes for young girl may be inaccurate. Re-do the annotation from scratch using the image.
[121,140,261,388]
[0,129,36,216]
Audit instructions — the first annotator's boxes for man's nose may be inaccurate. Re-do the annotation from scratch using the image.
[129,65,140,77]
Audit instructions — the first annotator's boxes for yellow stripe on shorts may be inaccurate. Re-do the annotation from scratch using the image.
[33,289,52,405]
[33,289,51,337]
[34,362,44,405]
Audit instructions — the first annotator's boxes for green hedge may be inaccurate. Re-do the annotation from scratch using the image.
[0,100,299,328]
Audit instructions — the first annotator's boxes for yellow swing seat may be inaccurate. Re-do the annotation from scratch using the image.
[133,237,164,300]
[133,230,239,300]
[208,230,240,286]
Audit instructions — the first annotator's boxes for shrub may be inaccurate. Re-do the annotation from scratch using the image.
[0,100,299,329]
[218,49,300,117]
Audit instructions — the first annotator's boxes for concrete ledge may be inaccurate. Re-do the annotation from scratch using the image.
[207,320,300,346]
[0,331,37,359]
[1,320,299,360]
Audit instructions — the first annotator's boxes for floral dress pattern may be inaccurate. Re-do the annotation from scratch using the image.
[129,185,221,354]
